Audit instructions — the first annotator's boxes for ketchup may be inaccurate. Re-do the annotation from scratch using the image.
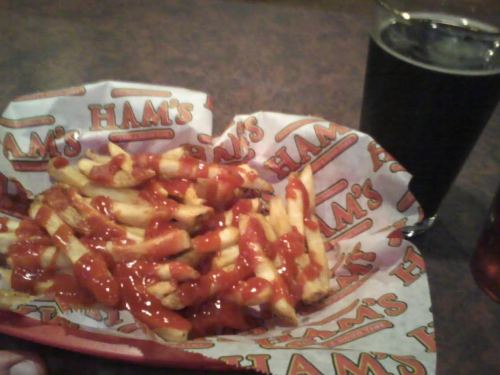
[73,252,120,307]
[184,298,256,338]
[286,176,311,217]
[51,156,69,169]
[8,237,54,293]
[179,156,209,179]
[145,217,177,239]
[157,178,191,197]
[132,153,161,173]
[47,273,94,306]
[192,230,222,253]
[90,196,115,220]
[232,277,271,304]
[176,258,252,307]
[0,217,9,232]
[15,219,46,238]
[230,199,254,226]
[115,261,191,333]
[88,154,126,184]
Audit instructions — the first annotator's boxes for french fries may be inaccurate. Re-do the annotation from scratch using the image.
[0,143,332,341]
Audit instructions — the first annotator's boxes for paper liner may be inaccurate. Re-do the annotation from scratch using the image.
[0,81,436,374]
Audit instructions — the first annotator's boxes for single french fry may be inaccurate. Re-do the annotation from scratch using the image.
[161,146,187,160]
[211,245,240,270]
[225,277,273,306]
[174,204,213,227]
[105,229,191,261]
[85,149,111,164]
[221,199,261,228]
[299,165,315,212]
[268,197,292,237]
[39,246,72,269]
[108,142,133,173]
[0,218,19,232]
[0,268,53,296]
[297,165,330,301]
[172,249,207,267]
[0,268,12,286]
[124,226,145,238]
[155,261,199,281]
[286,173,305,235]
[191,227,239,253]
[0,270,34,308]
[146,280,177,300]
[157,159,273,192]
[95,199,212,228]
[47,158,90,189]
[304,216,331,299]
[0,232,17,251]
[184,185,204,206]
[7,245,71,271]
[154,326,189,342]
[237,164,274,192]
[251,213,277,242]
[79,158,151,188]
[79,184,147,204]
[54,204,87,234]
[33,279,54,295]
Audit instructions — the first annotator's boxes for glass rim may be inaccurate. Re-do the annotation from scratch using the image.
[375,0,500,37]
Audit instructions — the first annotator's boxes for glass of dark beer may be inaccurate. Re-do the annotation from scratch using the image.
[360,0,500,236]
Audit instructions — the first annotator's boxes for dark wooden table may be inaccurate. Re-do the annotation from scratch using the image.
[0,1,499,374]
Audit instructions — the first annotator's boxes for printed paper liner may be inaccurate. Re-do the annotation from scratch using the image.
[0,81,436,375]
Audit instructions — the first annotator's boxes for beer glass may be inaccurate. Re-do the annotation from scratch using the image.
[360,0,500,235]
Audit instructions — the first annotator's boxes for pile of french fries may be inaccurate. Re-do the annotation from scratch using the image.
[0,143,331,341]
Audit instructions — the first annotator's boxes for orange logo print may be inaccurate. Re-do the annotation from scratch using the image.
[89,98,193,131]
[385,218,408,247]
[84,309,122,327]
[13,85,86,102]
[3,127,81,172]
[256,293,405,351]
[16,303,78,329]
[265,120,357,180]
[91,99,190,143]
[0,115,55,129]
[219,354,271,373]
[213,116,263,164]
[391,355,428,375]
[332,352,391,375]
[407,322,436,353]
[315,180,382,248]
[390,246,425,286]
[397,191,417,213]
[286,354,322,375]
[368,141,405,173]
[335,243,377,290]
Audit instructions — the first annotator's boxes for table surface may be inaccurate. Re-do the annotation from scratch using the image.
[0,1,499,374]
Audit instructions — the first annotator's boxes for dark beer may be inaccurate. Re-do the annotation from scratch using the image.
[360,14,500,218]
